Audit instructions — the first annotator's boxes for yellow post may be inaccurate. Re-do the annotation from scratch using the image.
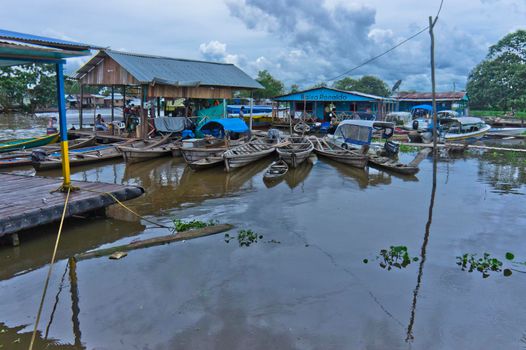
[60,140,71,188]
[56,62,73,190]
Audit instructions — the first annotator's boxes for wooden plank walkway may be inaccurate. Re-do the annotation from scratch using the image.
[0,173,144,237]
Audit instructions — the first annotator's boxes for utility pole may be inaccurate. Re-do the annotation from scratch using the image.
[429,16,438,153]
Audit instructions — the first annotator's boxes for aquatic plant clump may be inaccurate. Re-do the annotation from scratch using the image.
[456,252,512,278]
[224,229,263,247]
[399,144,420,153]
[171,219,217,233]
[363,245,419,271]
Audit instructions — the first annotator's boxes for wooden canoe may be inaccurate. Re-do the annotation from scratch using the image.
[263,159,288,184]
[118,135,177,163]
[311,137,367,169]
[367,148,430,175]
[32,144,124,171]
[224,138,277,171]
[0,137,98,168]
[276,136,314,168]
[0,133,59,153]
[188,156,224,170]
[181,138,245,163]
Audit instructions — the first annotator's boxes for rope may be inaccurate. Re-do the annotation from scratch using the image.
[80,188,172,230]
[29,187,71,350]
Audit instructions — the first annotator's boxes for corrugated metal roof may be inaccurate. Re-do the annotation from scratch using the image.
[397,92,467,100]
[77,50,262,89]
[0,28,102,51]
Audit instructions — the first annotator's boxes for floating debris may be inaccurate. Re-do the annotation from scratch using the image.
[109,251,128,260]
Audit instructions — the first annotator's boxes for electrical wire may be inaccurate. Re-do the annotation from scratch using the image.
[326,0,445,82]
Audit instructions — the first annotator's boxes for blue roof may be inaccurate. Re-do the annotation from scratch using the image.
[200,118,249,133]
[0,28,101,51]
[411,104,433,111]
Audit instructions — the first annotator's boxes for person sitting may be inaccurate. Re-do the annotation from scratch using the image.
[95,114,108,131]
[239,106,245,119]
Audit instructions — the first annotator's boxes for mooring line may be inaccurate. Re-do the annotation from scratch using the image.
[29,186,71,350]
[80,188,172,230]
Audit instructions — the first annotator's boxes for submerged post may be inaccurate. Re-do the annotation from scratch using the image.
[56,62,71,189]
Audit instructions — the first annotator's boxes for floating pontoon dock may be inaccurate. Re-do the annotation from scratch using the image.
[0,173,144,243]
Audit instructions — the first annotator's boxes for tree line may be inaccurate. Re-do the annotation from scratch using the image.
[1,29,525,113]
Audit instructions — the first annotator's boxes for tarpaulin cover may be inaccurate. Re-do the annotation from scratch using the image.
[410,104,433,111]
[200,118,249,133]
[153,117,188,133]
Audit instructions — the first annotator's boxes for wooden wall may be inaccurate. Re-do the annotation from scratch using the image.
[147,85,233,99]
[78,56,140,86]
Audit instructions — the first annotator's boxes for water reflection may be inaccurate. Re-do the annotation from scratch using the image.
[406,148,437,342]
[0,218,145,282]
[322,158,418,189]
[477,151,526,195]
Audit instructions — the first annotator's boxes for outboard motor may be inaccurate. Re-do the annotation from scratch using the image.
[412,120,419,130]
[31,149,47,162]
[384,141,400,156]
[267,128,282,141]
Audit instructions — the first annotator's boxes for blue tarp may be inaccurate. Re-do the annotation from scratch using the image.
[200,118,249,134]
[411,104,433,111]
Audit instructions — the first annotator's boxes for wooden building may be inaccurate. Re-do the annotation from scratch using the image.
[74,49,262,137]
[397,91,469,115]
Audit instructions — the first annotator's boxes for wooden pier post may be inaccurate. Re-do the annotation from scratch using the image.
[79,84,84,129]
[111,85,115,122]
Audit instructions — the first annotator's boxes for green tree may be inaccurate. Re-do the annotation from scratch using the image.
[254,70,284,98]
[333,77,357,91]
[0,63,58,113]
[467,30,526,110]
[311,82,327,88]
[289,84,300,93]
[332,75,390,96]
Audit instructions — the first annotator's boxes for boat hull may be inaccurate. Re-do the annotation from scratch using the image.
[181,147,226,163]
[0,133,59,153]
[224,142,276,171]
[122,149,172,163]
[276,137,314,169]
[313,149,367,168]
[32,145,122,171]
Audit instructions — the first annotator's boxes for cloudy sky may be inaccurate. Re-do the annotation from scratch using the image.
[2,0,525,91]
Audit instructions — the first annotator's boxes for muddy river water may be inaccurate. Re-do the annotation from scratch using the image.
[1,122,526,349]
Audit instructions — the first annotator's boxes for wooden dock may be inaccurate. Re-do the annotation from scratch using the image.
[0,173,144,240]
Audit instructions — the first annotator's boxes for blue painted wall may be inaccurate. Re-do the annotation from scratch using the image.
[275,87,375,102]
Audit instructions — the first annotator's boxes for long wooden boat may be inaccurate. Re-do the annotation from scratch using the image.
[367,148,430,175]
[31,140,140,171]
[263,160,288,187]
[118,135,175,163]
[180,138,245,163]
[0,133,59,153]
[188,156,224,171]
[311,137,367,169]
[0,137,98,168]
[42,136,97,151]
[276,136,313,168]
[223,138,277,171]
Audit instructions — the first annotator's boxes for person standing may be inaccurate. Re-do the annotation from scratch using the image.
[239,106,245,119]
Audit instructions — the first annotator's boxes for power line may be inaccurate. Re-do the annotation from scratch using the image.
[326,0,445,82]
